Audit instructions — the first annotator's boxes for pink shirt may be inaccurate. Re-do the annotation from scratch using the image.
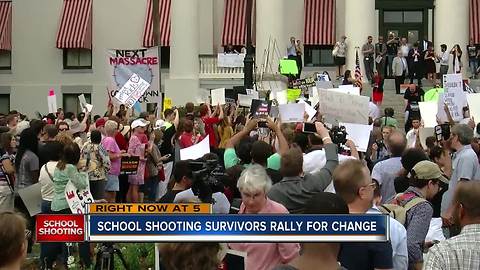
[102,137,121,175]
[229,198,300,270]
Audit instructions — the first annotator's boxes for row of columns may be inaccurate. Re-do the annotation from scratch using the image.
[165,0,471,103]
[345,0,470,78]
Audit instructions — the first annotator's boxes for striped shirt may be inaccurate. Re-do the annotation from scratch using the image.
[423,224,480,270]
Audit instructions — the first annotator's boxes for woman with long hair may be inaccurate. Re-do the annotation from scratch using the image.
[127,119,149,203]
[0,211,29,270]
[14,127,39,254]
[0,132,16,211]
[218,114,234,149]
[451,44,463,74]
[50,142,91,268]
[424,45,437,83]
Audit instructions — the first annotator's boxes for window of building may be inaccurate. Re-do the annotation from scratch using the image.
[63,93,91,115]
[0,51,11,70]
[304,45,334,67]
[383,11,423,24]
[63,49,92,69]
[0,94,10,114]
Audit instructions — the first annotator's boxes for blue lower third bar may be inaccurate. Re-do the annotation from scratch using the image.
[87,214,389,242]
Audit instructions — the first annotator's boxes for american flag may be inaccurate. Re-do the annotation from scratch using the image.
[354,49,362,81]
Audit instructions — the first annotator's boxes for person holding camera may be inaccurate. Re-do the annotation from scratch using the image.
[268,122,339,214]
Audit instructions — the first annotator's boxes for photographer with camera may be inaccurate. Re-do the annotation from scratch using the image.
[268,122,339,213]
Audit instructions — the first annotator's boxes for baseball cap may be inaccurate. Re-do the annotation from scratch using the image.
[131,118,150,129]
[95,118,106,128]
[411,160,449,184]
[154,119,165,130]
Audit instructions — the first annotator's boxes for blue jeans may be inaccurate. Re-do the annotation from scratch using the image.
[40,200,68,269]
[469,58,478,77]
[144,176,159,202]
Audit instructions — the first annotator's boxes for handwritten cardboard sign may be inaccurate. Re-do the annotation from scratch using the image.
[114,73,151,108]
[65,181,94,214]
[318,89,369,124]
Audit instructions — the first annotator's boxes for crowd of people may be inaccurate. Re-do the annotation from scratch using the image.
[0,82,479,269]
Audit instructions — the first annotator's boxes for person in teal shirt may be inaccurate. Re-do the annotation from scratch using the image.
[224,117,288,171]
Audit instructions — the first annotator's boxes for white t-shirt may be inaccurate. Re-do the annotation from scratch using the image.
[405,128,418,148]
[303,150,356,193]
[39,161,58,201]
[174,189,231,214]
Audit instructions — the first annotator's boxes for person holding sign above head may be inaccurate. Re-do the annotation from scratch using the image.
[127,118,149,203]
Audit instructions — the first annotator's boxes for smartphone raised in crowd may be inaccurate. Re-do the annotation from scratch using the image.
[302,122,316,134]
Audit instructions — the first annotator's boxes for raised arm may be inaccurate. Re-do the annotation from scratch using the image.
[173,108,179,128]
[267,117,288,156]
[225,117,258,149]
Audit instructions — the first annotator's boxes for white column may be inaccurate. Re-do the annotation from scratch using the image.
[255,0,288,90]
[434,0,469,76]
[344,0,376,75]
[165,0,200,105]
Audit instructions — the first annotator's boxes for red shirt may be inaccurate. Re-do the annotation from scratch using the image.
[114,131,128,151]
[202,116,220,147]
[179,132,204,149]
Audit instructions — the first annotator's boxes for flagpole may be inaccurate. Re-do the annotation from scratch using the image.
[153,0,163,115]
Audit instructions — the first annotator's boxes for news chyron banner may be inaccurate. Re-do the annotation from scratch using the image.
[37,203,390,242]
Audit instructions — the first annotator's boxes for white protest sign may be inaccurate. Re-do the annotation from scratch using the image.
[211,88,226,105]
[318,89,369,124]
[467,93,480,121]
[309,87,319,107]
[238,94,254,107]
[419,102,438,128]
[298,100,317,121]
[340,123,373,152]
[279,103,305,123]
[180,135,211,160]
[107,48,161,106]
[272,90,288,105]
[437,91,467,122]
[419,127,434,149]
[18,183,42,216]
[438,73,466,122]
[316,80,334,90]
[47,89,57,114]
[78,94,93,113]
[65,181,94,214]
[196,88,210,105]
[114,73,151,108]
[217,53,245,67]
[327,87,360,96]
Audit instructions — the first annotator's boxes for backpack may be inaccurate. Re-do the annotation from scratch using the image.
[378,192,426,226]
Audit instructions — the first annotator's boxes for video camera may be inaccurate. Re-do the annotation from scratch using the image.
[328,125,348,153]
[189,159,227,204]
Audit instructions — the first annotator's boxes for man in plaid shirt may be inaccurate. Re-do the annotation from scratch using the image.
[424,181,480,269]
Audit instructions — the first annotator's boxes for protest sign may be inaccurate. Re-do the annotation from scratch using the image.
[47,89,57,114]
[340,123,373,152]
[467,93,480,121]
[78,94,93,113]
[437,91,467,122]
[292,77,316,89]
[65,181,94,214]
[443,74,463,92]
[316,81,334,90]
[211,88,226,105]
[419,127,434,149]
[238,94,254,107]
[327,87,360,96]
[298,99,317,121]
[18,183,42,216]
[250,99,271,117]
[120,156,140,175]
[107,48,160,106]
[317,73,330,82]
[180,135,210,160]
[279,103,305,123]
[419,102,438,128]
[318,89,369,124]
[287,89,301,102]
[424,87,444,102]
[114,73,151,108]
[279,59,298,75]
[272,90,288,105]
[217,53,245,68]
[163,98,172,112]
